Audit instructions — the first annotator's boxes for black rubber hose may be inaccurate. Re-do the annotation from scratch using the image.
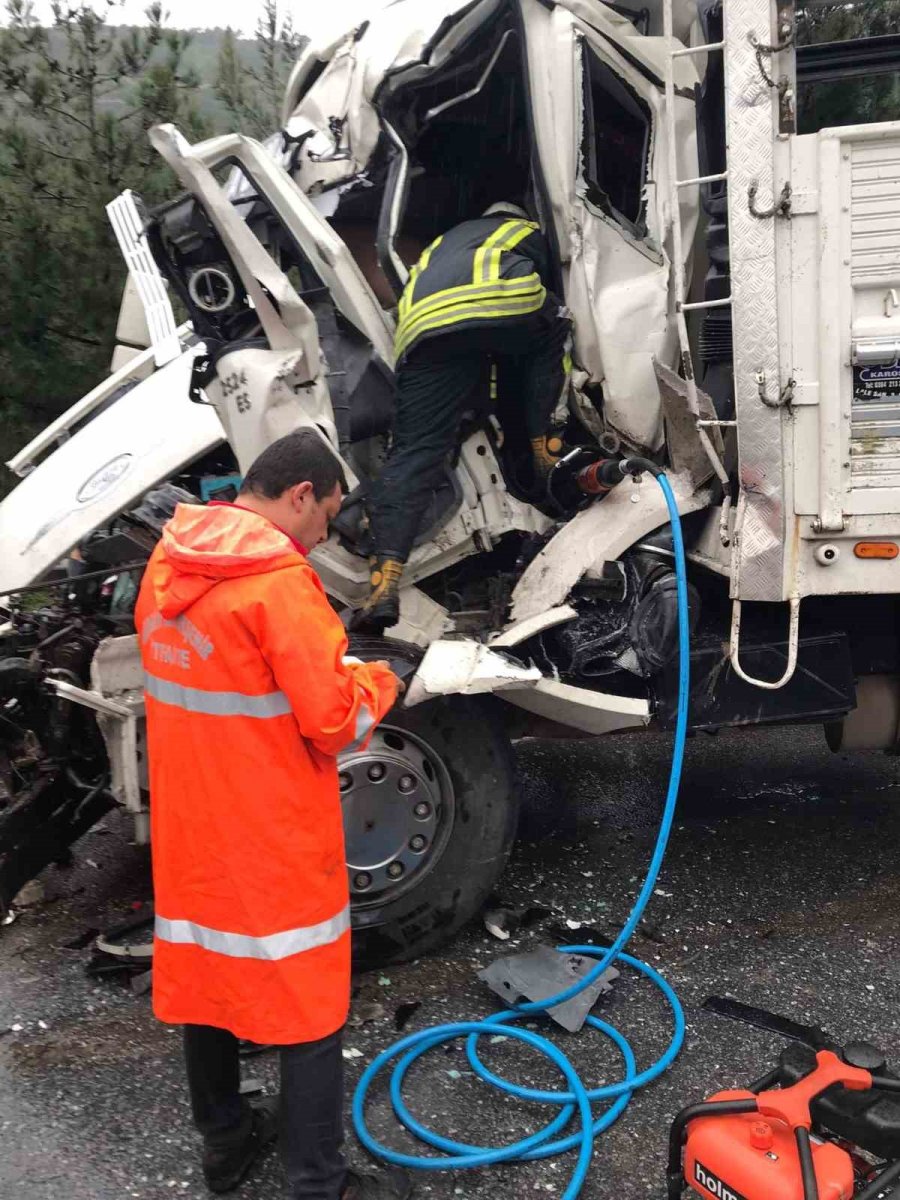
[796,1127,819,1200]
[856,1158,900,1200]
[870,1075,900,1093]
[666,1099,760,1199]
[619,456,664,479]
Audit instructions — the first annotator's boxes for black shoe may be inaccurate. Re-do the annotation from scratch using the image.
[341,1167,414,1199]
[349,599,400,636]
[202,1096,279,1194]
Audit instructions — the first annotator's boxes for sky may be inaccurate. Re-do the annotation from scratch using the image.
[25,0,369,37]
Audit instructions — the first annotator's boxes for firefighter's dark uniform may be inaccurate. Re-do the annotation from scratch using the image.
[359,210,571,630]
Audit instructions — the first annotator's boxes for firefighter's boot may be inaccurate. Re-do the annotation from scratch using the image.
[352,557,404,634]
[531,433,565,483]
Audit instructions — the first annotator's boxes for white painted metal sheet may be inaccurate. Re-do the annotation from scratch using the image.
[106,190,180,367]
[0,349,224,595]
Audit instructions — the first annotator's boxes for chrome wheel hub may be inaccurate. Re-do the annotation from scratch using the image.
[339,724,454,904]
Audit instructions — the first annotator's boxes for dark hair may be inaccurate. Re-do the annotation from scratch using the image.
[239,429,347,501]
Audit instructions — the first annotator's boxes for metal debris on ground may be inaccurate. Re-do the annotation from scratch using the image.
[547,919,616,947]
[12,879,44,907]
[483,911,510,940]
[482,901,552,941]
[702,995,830,1048]
[85,910,154,987]
[478,944,619,1033]
[130,970,153,996]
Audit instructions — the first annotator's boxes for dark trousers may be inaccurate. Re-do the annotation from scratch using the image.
[371,303,570,562]
[184,1024,346,1200]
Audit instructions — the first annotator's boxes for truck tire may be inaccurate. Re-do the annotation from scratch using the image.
[340,695,517,967]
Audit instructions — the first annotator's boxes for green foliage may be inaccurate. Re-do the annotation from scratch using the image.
[214,0,306,138]
[0,0,212,485]
[797,0,900,131]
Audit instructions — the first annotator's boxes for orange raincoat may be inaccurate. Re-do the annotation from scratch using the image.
[135,503,397,1044]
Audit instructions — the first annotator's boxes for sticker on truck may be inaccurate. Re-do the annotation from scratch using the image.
[854,362,900,403]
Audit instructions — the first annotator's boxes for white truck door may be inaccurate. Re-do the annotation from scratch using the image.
[517,0,700,453]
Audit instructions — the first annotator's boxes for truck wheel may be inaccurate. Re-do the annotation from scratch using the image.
[340,696,517,967]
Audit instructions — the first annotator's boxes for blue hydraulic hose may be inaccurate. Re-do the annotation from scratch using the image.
[353,470,691,1199]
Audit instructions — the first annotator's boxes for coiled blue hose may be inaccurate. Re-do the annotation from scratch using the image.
[354,470,691,1199]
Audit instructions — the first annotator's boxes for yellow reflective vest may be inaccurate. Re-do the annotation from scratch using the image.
[395,214,550,361]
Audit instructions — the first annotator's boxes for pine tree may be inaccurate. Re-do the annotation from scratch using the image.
[214,0,307,138]
[797,0,900,130]
[0,0,209,477]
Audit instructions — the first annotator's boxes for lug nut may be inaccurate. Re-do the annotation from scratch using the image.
[413,801,432,819]
[387,862,404,879]
[398,774,416,793]
[368,763,386,782]
[339,772,353,792]
[354,872,372,890]
[409,835,427,852]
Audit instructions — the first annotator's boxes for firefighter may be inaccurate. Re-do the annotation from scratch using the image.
[135,430,410,1200]
[354,202,572,633]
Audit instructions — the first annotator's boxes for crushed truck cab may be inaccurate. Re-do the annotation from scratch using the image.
[2,0,899,962]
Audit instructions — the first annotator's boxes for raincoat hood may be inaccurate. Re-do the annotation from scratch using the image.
[153,503,300,619]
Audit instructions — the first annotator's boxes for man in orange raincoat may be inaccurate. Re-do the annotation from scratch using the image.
[136,429,410,1200]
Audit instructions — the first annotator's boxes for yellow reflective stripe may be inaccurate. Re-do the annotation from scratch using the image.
[419,235,442,273]
[473,219,520,284]
[484,220,539,283]
[397,285,546,356]
[473,219,538,284]
[399,234,444,320]
[396,292,545,359]
[397,275,544,342]
[401,221,540,334]
[396,290,546,358]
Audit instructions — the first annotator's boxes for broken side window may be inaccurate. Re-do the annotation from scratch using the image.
[579,47,651,238]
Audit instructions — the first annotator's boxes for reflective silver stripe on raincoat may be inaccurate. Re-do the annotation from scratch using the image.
[155,905,351,961]
[144,672,292,718]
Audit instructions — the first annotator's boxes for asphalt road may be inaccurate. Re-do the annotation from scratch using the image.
[2,724,900,1200]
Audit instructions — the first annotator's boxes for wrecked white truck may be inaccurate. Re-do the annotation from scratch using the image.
[2,0,899,963]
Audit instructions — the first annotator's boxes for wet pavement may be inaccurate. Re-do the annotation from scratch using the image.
[2,724,900,1199]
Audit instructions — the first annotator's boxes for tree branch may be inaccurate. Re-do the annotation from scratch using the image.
[44,323,103,347]
[35,139,90,165]
[39,103,95,135]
